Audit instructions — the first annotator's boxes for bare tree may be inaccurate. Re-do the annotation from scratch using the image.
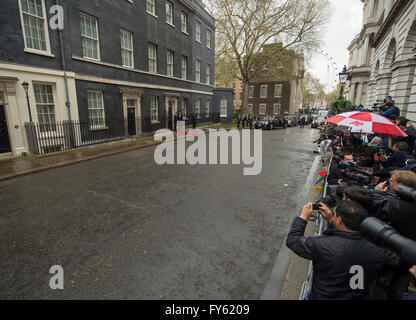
[302,72,326,108]
[208,0,333,113]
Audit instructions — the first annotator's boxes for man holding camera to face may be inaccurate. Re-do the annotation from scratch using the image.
[286,201,398,300]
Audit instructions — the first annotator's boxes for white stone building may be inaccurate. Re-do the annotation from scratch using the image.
[347,0,416,121]
[346,0,385,106]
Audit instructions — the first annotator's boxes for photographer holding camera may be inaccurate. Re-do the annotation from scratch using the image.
[327,152,355,185]
[286,201,398,300]
[364,170,416,299]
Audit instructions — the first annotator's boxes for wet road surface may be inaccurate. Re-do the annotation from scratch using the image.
[0,127,318,299]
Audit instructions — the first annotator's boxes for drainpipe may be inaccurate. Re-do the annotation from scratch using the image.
[56,0,71,121]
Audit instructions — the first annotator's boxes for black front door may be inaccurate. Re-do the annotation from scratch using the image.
[168,106,173,130]
[0,105,11,154]
[127,108,136,136]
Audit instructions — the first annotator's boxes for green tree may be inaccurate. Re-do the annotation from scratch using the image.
[329,97,353,115]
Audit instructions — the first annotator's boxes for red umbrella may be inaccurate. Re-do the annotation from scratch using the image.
[325,111,407,137]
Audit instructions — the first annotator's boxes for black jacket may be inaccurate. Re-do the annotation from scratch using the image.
[327,163,351,185]
[286,217,396,300]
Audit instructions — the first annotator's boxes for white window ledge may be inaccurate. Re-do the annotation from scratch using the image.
[24,48,55,58]
[181,31,189,36]
[147,12,158,19]
[166,22,175,28]
[151,120,160,124]
[220,115,227,118]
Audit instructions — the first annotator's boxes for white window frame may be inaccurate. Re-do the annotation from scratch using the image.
[87,91,106,130]
[181,12,188,34]
[18,0,53,56]
[195,99,201,119]
[273,103,281,115]
[206,29,211,49]
[274,84,283,98]
[248,104,253,114]
[80,12,100,61]
[220,98,227,117]
[249,86,254,98]
[195,59,201,83]
[205,99,210,118]
[146,0,156,16]
[181,56,188,80]
[33,83,57,133]
[120,29,134,68]
[260,85,267,98]
[167,50,174,77]
[148,43,157,73]
[276,61,284,69]
[166,1,174,26]
[196,21,201,43]
[150,96,159,123]
[259,104,266,115]
[206,64,211,85]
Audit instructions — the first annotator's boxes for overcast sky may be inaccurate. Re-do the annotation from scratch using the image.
[308,0,363,92]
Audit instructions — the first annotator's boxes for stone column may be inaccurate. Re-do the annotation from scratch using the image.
[390,62,416,116]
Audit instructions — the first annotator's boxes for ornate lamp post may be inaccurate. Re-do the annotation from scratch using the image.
[21,81,33,122]
[338,65,349,99]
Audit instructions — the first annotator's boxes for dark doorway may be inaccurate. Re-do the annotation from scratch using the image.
[0,105,11,154]
[127,107,136,136]
[167,103,173,130]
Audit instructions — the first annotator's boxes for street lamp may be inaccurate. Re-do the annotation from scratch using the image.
[338,65,349,99]
[21,81,33,122]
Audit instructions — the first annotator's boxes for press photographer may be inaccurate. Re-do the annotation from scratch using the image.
[286,201,399,300]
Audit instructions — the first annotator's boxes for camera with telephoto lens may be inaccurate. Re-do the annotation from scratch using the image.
[396,185,416,203]
[340,163,373,186]
[360,217,416,266]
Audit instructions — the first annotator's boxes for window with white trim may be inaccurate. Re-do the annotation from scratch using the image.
[248,104,253,114]
[120,29,133,67]
[205,100,210,118]
[276,61,283,69]
[259,104,266,115]
[87,91,106,128]
[182,56,188,80]
[19,0,50,53]
[148,43,157,73]
[147,0,155,15]
[249,86,254,98]
[274,84,282,98]
[196,59,201,83]
[33,83,56,132]
[166,1,173,25]
[195,99,201,118]
[260,85,267,98]
[207,29,211,49]
[206,64,211,84]
[220,98,227,117]
[196,21,201,42]
[167,50,174,77]
[150,96,159,122]
[181,12,187,33]
[273,103,281,115]
[80,13,100,60]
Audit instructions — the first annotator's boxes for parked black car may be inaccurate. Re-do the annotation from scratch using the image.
[311,116,326,128]
[285,115,298,127]
[261,116,287,130]
[254,117,266,129]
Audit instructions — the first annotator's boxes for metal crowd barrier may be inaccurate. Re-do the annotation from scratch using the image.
[299,153,334,300]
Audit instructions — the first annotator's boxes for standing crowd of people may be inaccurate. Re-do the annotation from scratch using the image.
[287,96,416,300]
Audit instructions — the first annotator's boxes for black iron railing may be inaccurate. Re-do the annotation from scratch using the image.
[24,118,133,155]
